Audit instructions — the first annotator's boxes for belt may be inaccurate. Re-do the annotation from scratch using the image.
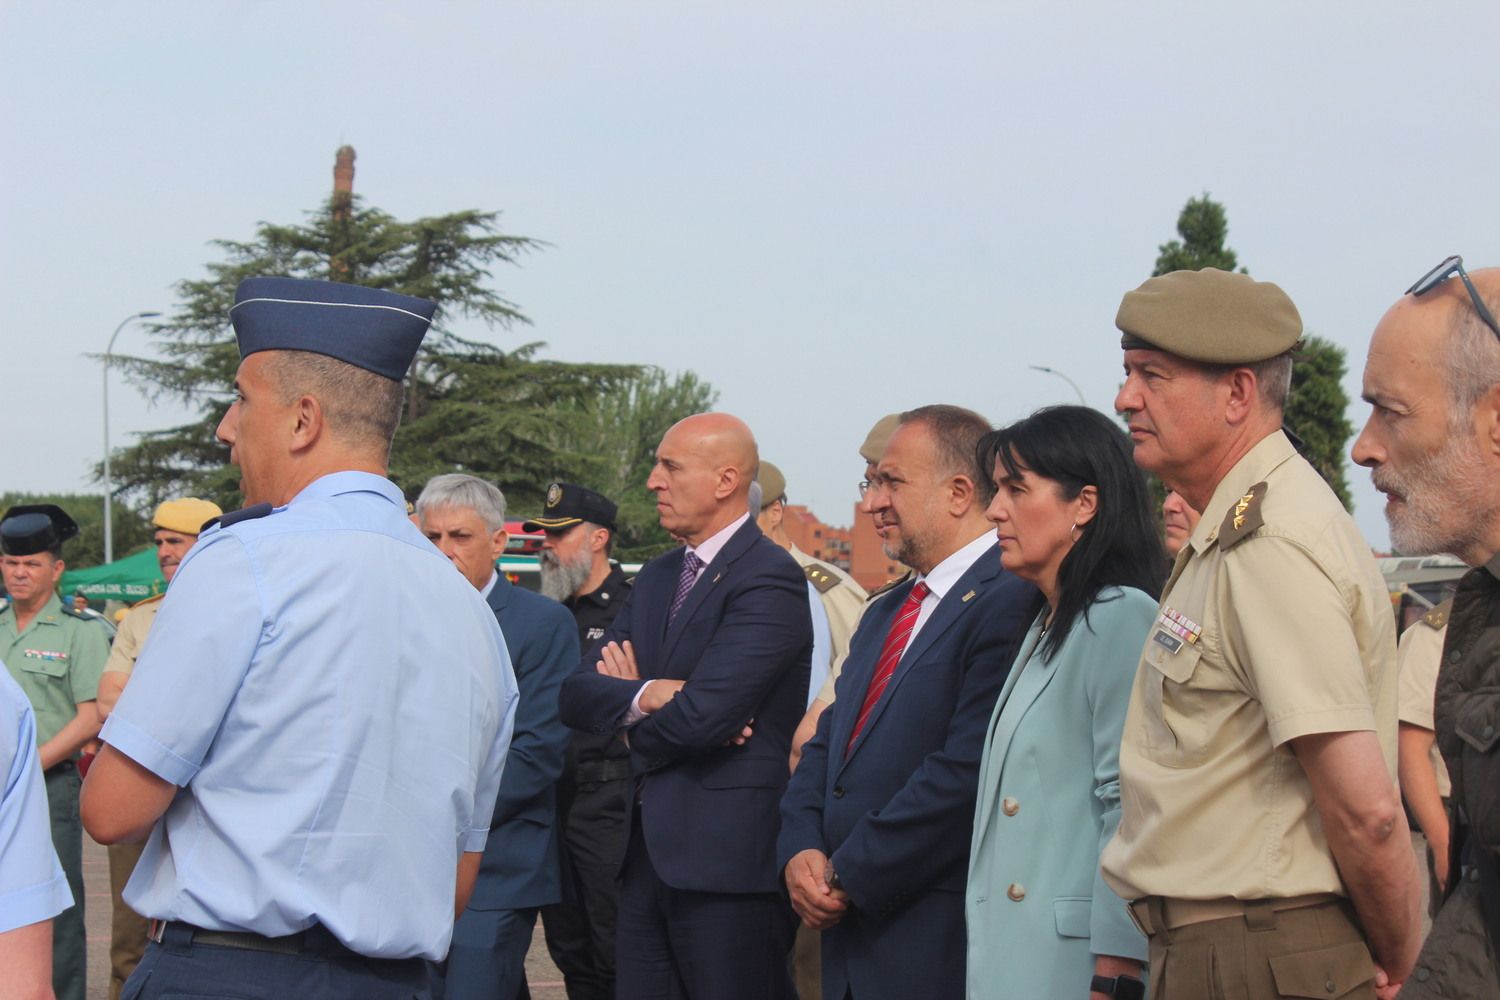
[146,920,413,966]
[1128,893,1342,936]
[575,759,633,784]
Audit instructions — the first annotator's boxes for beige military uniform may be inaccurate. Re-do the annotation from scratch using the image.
[1397,602,1452,798]
[787,545,867,705]
[103,594,163,680]
[1102,431,1399,902]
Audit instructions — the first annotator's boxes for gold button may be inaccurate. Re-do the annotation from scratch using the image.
[1001,797,1019,816]
[1007,883,1025,901]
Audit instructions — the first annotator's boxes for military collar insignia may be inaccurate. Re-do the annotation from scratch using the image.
[1422,598,1454,630]
[804,562,841,594]
[1216,481,1267,550]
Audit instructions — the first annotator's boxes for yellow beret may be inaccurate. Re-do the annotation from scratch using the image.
[1116,268,1302,364]
[860,413,903,464]
[152,498,223,536]
[757,461,786,508]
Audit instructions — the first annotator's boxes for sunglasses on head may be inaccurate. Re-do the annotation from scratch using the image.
[1407,255,1500,340]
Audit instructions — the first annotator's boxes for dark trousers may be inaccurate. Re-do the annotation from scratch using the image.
[1131,895,1376,1000]
[121,924,429,999]
[45,764,85,1000]
[541,775,630,1000]
[429,906,538,1000]
[615,810,795,1000]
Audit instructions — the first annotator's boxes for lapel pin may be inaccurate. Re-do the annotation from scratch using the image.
[712,572,722,584]
[962,590,976,602]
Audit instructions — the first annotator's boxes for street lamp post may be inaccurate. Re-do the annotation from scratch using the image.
[102,311,161,564]
[1028,365,1087,406]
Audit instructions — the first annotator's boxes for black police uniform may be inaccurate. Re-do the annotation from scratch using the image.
[541,564,632,1000]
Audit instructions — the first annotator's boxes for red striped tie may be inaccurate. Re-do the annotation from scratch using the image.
[847,581,931,754]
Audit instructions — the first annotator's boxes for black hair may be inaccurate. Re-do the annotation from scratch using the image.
[976,405,1165,660]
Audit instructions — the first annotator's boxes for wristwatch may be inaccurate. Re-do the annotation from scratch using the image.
[1091,974,1145,1000]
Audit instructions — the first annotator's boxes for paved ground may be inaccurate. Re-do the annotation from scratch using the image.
[80,836,568,999]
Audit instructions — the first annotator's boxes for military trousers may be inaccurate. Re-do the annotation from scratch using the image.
[1129,895,1376,1000]
[45,763,86,1000]
[109,839,150,1000]
[540,773,630,1000]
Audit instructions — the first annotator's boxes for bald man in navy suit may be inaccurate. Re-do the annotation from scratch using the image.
[561,413,811,1000]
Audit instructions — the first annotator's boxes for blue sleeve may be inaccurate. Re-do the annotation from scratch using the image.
[491,599,579,826]
[558,582,649,734]
[628,565,811,758]
[467,623,518,854]
[0,671,73,933]
[806,585,831,711]
[100,532,263,786]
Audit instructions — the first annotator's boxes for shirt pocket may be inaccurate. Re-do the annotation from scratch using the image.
[17,653,69,679]
[1138,637,1208,767]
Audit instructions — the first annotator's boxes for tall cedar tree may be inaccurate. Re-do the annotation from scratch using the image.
[104,196,712,558]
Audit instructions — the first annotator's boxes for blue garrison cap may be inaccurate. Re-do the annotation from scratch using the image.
[229,277,438,381]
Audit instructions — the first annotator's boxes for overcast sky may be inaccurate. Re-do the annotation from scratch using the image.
[4,2,1498,550]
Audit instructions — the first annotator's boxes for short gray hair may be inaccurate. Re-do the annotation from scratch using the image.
[1444,292,1500,421]
[416,474,508,532]
[1249,351,1294,412]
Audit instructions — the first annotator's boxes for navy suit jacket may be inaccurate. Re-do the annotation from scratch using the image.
[469,576,581,910]
[777,541,1036,1000]
[559,518,812,895]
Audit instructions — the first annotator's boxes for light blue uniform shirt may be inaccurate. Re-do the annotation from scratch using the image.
[101,472,517,960]
[805,581,831,710]
[0,665,73,933]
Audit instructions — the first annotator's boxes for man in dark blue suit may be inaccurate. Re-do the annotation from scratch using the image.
[560,412,812,1000]
[778,405,1036,1000]
[419,474,581,1000]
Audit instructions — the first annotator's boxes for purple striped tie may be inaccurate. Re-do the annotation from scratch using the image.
[668,551,704,623]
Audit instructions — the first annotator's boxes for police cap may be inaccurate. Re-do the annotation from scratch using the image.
[230,277,437,381]
[0,504,79,556]
[1116,267,1302,364]
[523,483,618,534]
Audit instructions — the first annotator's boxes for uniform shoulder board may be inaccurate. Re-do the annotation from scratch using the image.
[803,561,842,595]
[132,593,166,609]
[867,571,913,602]
[60,603,92,622]
[1216,481,1267,551]
[1422,598,1454,630]
[206,502,276,531]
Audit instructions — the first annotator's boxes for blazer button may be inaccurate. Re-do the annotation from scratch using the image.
[833,786,846,799]
[1001,797,1020,816]
[1006,883,1025,901]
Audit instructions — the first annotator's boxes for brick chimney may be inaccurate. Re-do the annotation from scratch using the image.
[330,146,355,279]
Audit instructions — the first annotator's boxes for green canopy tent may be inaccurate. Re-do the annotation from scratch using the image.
[59,547,165,604]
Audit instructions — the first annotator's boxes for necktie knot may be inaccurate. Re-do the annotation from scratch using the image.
[908,581,931,604]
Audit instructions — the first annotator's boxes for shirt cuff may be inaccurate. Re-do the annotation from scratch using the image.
[464,827,490,853]
[100,714,198,787]
[0,872,74,934]
[1266,705,1377,748]
[621,682,650,727]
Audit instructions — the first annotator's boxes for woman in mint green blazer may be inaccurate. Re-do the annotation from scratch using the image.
[966,406,1165,1000]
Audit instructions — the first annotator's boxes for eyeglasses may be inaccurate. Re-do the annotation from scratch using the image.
[1407,255,1500,341]
[857,479,873,497]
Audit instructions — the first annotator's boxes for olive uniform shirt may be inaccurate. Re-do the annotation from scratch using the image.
[102,594,163,679]
[1397,602,1451,798]
[1101,430,1398,901]
[0,593,109,754]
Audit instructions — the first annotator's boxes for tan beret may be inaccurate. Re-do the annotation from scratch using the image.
[153,497,223,536]
[757,461,786,508]
[860,414,903,464]
[1116,268,1302,364]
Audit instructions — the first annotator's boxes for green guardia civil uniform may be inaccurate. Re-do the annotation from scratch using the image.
[1,590,110,1000]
